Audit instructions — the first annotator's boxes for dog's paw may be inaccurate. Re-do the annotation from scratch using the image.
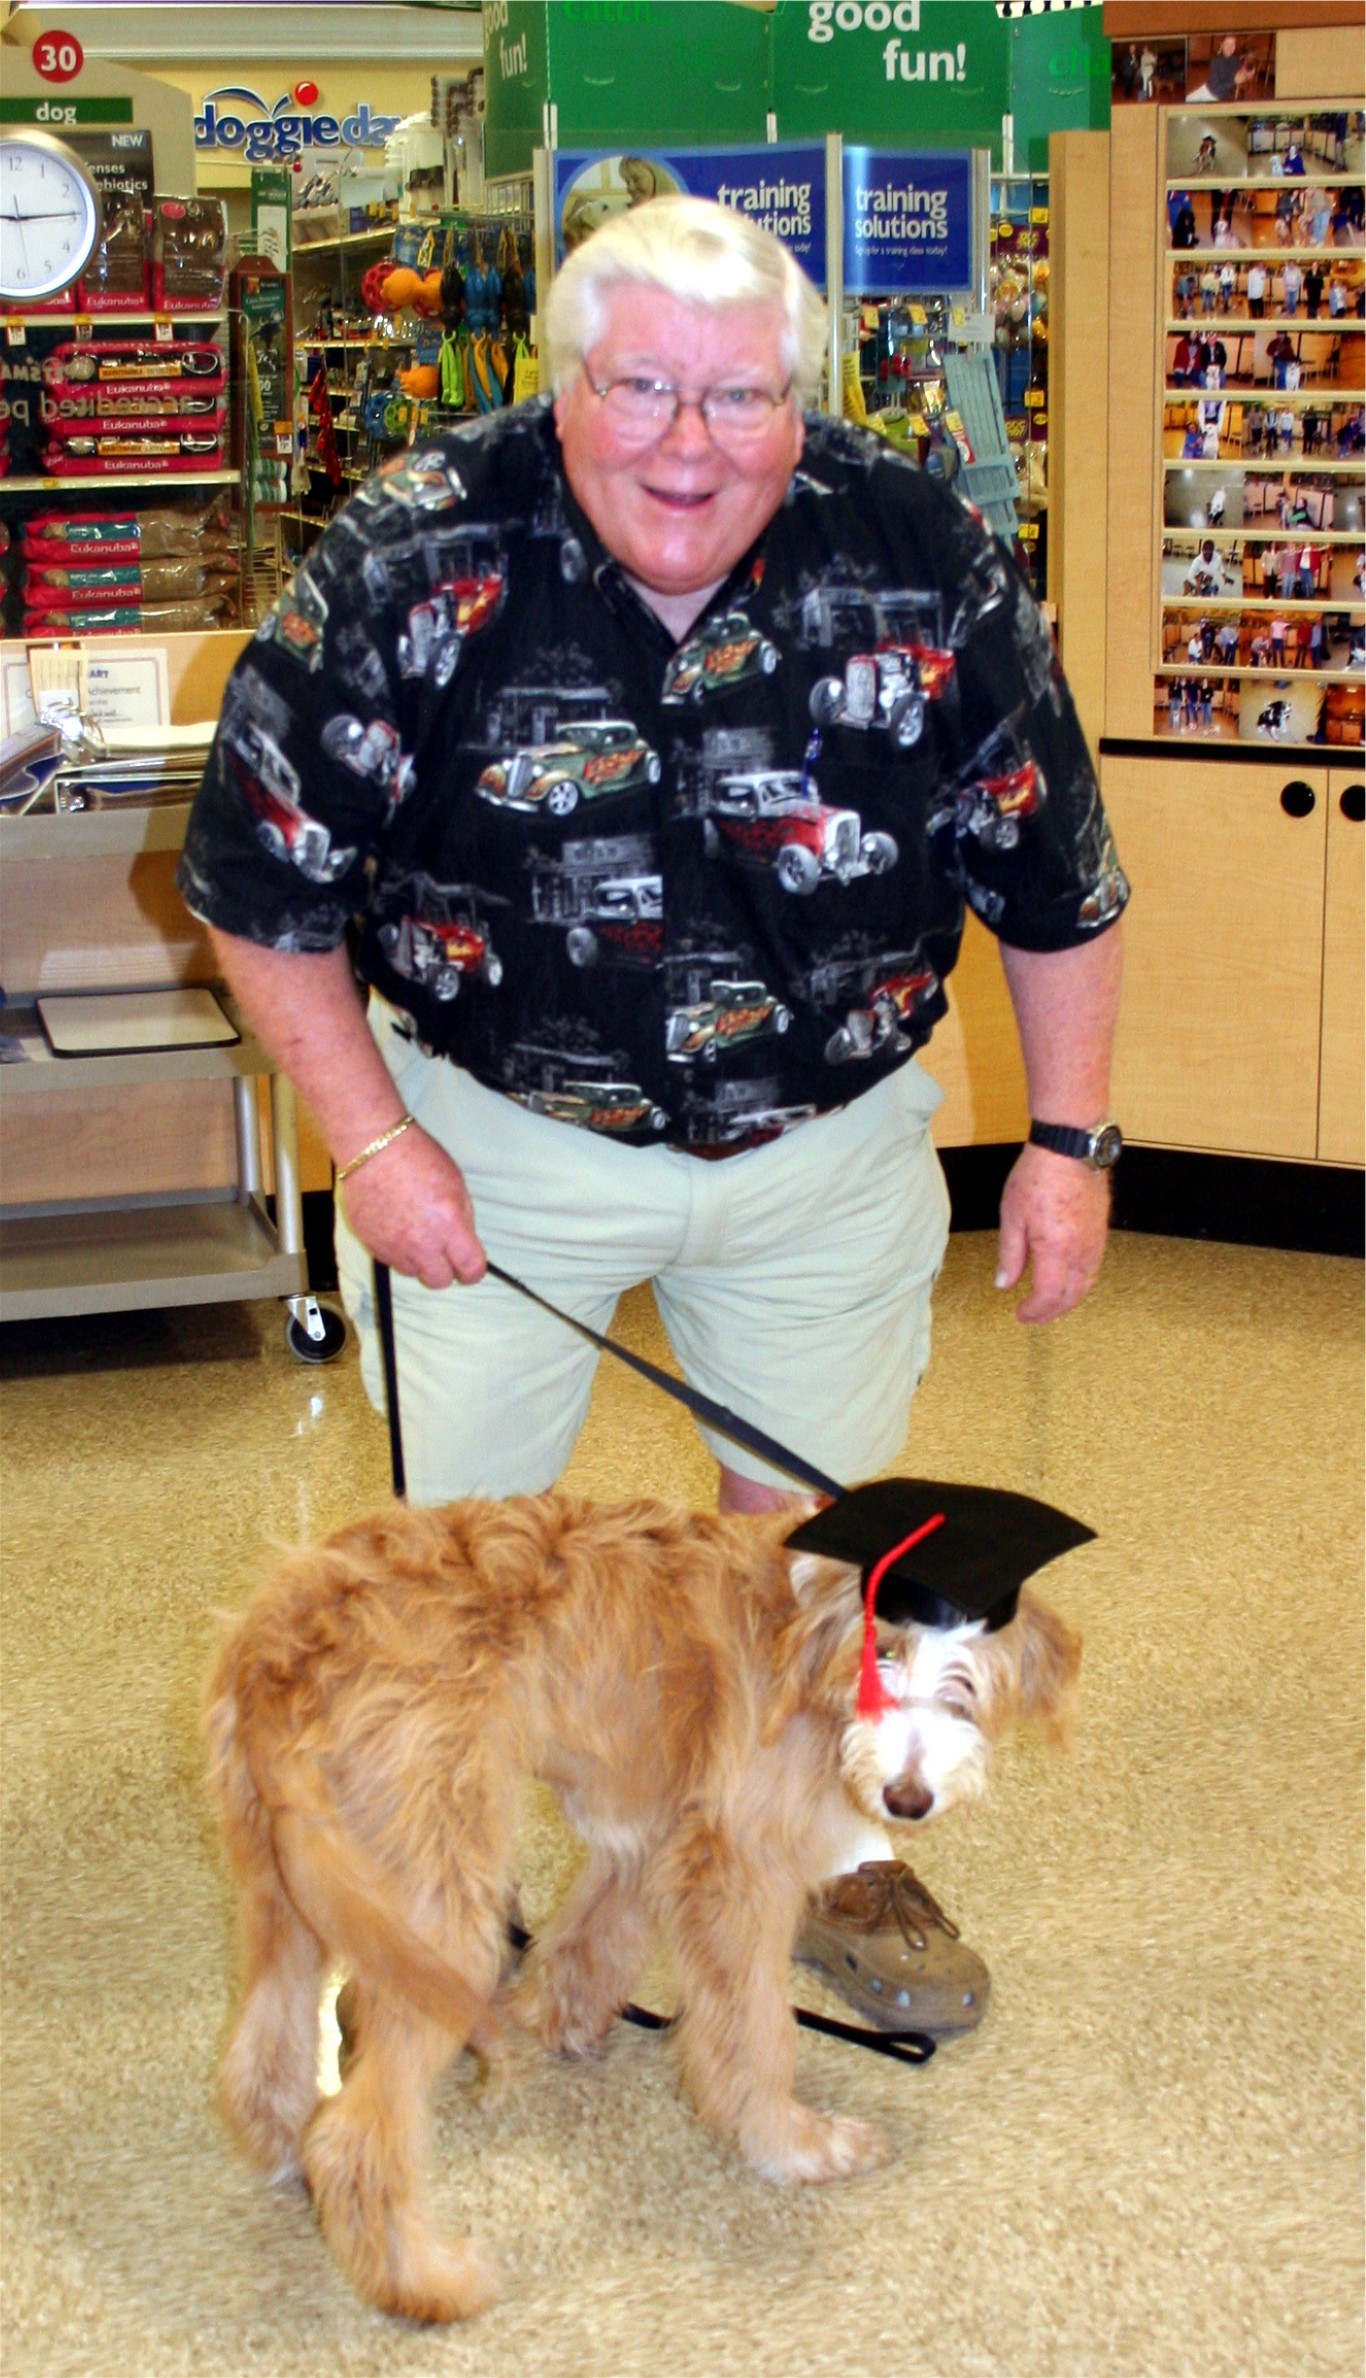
[749,2108,890,2186]
[378,2238,500,2326]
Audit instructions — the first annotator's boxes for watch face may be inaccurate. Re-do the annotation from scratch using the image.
[0,132,101,304]
[1091,1123,1123,1170]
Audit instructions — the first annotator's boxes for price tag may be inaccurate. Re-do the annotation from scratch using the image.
[73,317,93,339]
[1030,206,1049,227]
[908,304,927,326]
[1024,388,1045,408]
[951,306,965,328]
[154,317,174,344]
[5,321,27,348]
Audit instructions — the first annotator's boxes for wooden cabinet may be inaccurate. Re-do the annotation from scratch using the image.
[1102,750,1362,1165]
[1320,765,1365,1163]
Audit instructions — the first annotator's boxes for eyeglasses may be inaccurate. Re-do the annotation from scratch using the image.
[584,370,794,445]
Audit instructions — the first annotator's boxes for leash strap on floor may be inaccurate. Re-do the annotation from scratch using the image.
[506,1924,935,2064]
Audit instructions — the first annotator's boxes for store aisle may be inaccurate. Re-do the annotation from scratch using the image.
[1,1231,1361,2378]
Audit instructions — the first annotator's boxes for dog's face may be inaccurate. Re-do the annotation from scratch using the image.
[837,1591,1081,1828]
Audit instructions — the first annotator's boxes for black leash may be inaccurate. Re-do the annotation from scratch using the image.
[371,1257,936,2068]
[505,1923,934,2065]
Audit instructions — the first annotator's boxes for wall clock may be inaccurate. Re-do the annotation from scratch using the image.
[0,129,102,305]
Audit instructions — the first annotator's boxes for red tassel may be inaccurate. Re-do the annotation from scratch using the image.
[856,1514,946,1719]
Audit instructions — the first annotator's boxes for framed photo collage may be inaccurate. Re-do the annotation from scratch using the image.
[1158,106,1365,747]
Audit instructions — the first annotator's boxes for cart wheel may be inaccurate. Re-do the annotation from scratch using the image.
[286,1305,347,1364]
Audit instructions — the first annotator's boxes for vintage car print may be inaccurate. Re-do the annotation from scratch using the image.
[397,567,504,686]
[564,876,664,968]
[809,633,957,751]
[665,980,792,1063]
[511,1080,668,1134]
[319,714,416,811]
[259,570,329,672]
[953,756,1044,851]
[824,965,937,1064]
[478,721,661,817]
[378,912,503,999]
[662,611,780,703]
[1078,837,1129,930]
[229,726,355,885]
[707,770,898,895]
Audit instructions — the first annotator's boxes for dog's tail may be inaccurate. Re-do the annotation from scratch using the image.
[267,1792,501,2050]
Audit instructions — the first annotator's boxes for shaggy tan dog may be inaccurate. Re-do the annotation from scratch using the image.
[205,1491,1078,2323]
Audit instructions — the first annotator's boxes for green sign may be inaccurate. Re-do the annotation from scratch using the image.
[483,0,551,179]
[551,3,770,149]
[772,1,1011,152]
[1007,10,1111,171]
[0,96,135,126]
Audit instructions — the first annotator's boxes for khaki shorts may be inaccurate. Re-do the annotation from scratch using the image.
[335,1000,951,1506]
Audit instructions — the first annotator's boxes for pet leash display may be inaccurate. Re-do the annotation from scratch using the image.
[370,1258,936,2067]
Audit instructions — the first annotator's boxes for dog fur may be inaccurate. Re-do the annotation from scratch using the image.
[204,1490,1079,2323]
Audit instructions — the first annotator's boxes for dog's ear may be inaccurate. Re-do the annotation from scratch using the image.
[1015,1590,1082,1747]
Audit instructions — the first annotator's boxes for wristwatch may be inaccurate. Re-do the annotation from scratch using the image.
[1028,1118,1124,1171]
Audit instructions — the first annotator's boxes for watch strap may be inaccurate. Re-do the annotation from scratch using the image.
[1029,1120,1094,1162]
[1029,1118,1121,1168]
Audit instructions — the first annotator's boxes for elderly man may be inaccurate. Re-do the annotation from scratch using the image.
[179,198,1125,2037]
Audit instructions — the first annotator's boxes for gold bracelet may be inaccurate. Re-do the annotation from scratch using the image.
[334,1114,416,1184]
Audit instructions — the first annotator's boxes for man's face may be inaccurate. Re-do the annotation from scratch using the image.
[554,286,804,626]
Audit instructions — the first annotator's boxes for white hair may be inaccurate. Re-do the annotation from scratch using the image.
[543,194,828,405]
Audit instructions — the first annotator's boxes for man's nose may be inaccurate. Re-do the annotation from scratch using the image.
[658,396,716,456]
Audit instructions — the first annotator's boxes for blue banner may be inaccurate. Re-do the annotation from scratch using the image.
[554,144,828,289]
[842,147,973,295]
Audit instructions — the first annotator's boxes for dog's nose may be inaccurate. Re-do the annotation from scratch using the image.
[883,1778,934,1821]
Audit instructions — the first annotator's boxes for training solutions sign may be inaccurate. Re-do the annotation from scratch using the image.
[842,147,972,293]
[553,143,827,286]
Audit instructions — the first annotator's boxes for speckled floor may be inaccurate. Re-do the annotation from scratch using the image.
[1,1229,1361,2378]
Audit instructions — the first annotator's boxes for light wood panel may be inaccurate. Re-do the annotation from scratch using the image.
[0,1080,238,1205]
[1274,28,1366,99]
[922,914,1030,1147]
[1048,129,1111,758]
[1319,766,1365,1164]
[1105,106,1162,740]
[1102,751,1328,1157]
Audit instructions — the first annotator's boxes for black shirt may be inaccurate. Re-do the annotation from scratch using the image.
[179,402,1126,1150]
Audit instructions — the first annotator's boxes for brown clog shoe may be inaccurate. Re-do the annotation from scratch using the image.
[793,1859,990,2036]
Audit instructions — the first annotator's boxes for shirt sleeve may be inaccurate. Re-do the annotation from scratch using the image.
[176,450,471,952]
[907,477,1130,952]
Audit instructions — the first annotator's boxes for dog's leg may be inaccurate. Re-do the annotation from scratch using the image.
[660,1825,889,2186]
[219,1856,327,2183]
[301,1918,502,2323]
[515,1853,650,2056]
[207,1700,324,2182]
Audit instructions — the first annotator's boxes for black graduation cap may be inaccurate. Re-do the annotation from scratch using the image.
[784,1477,1095,1637]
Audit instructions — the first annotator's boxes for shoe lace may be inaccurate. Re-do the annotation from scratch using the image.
[854,1861,961,1950]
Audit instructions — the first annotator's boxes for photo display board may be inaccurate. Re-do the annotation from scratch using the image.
[1156,106,1364,750]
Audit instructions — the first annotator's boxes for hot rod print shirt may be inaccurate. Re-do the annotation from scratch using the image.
[179,402,1127,1151]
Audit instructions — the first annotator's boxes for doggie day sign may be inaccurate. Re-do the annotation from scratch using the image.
[842,146,973,294]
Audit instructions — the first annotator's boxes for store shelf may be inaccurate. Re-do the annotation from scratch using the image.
[1,310,228,330]
[0,1198,305,1321]
[294,226,399,253]
[0,470,240,492]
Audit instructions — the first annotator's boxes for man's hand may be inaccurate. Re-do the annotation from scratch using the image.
[995,1141,1111,1324]
[338,1124,486,1290]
